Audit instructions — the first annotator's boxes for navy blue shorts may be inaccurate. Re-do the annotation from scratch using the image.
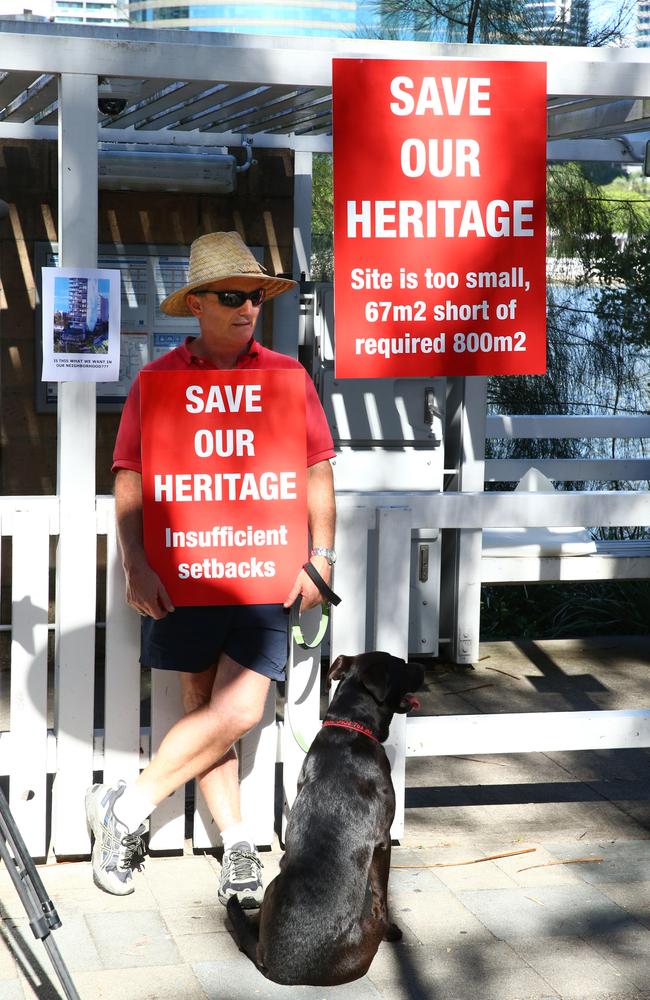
[140,604,289,681]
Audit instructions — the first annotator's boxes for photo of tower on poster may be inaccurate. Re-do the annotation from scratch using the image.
[41,266,121,382]
[53,275,111,354]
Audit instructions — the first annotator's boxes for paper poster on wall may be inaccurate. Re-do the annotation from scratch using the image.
[140,369,308,606]
[41,267,121,381]
[332,59,547,377]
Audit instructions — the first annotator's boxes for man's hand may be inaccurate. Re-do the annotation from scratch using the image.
[286,458,336,612]
[283,554,332,612]
[115,468,174,620]
[124,552,175,620]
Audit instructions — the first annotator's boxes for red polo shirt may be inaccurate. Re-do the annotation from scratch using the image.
[113,337,335,474]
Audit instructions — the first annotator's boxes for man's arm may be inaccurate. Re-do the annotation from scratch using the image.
[115,468,175,620]
[283,459,336,611]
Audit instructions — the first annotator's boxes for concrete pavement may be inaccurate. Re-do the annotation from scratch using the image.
[2,636,650,999]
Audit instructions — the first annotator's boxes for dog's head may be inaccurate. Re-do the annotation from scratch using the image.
[327,652,424,740]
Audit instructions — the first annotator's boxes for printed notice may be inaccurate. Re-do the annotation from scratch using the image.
[41,267,121,381]
[140,369,308,605]
[332,60,547,377]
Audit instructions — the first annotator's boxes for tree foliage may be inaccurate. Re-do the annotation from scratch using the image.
[311,153,334,280]
[311,153,333,236]
[488,164,650,517]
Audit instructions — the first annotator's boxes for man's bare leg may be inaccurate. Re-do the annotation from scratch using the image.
[179,660,253,832]
[135,653,270,806]
[175,655,270,906]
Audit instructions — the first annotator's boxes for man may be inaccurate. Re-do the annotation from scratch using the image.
[86,231,336,906]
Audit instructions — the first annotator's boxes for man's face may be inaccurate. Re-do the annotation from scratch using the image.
[186,283,264,346]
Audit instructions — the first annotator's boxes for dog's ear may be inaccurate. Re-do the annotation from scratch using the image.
[359,660,391,704]
[327,655,353,687]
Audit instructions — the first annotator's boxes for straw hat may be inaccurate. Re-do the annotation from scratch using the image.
[160,231,297,316]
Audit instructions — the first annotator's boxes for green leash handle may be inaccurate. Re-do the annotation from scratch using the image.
[288,563,341,650]
[289,599,331,650]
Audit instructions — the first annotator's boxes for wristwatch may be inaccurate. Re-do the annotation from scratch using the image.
[310,546,336,566]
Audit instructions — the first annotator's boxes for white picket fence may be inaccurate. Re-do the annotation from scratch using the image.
[1,484,649,859]
[0,496,278,860]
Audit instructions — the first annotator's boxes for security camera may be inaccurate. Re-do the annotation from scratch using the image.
[98,77,132,116]
[98,97,128,116]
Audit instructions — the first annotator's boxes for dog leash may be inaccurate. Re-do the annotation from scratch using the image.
[289,562,341,650]
[286,563,342,750]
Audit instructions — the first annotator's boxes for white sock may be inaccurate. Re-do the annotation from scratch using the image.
[112,782,157,833]
[221,822,255,851]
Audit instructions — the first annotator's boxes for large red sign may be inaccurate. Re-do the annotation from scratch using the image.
[141,370,308,606]
[333,59,547,377]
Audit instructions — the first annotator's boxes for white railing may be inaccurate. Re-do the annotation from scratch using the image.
[481,413,650,584]
[2,480,648,856]
[330,489,650,834]
[0,496,277,858]
[485,413,650,483]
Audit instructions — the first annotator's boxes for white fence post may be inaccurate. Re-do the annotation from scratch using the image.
[442,376,487,665]
[329,505,372,661]
[148,670,185,851]
[103,511,142,787]
[52,72,98,856]
[10,510,50,858]
[239,684,278,847]
[374,506,412,840]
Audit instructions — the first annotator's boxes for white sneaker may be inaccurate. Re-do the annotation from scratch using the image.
[85,781,147,896]
[218,841,264,909]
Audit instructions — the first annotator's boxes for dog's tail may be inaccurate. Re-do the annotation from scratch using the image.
[226,896,260,965]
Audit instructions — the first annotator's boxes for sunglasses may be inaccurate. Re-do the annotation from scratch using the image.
[194,288,266,308]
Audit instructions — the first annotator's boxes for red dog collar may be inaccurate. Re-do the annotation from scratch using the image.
[322,719,379,743]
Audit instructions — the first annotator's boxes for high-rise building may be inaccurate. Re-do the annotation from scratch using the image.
[53,1,129,24]
[128,2,359,37]
[1,1,129,25]
[67,278,88,326]
[525,0,590,43]
[637,0,650,45]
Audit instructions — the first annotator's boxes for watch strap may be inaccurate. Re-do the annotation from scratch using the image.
[310,546,336,565]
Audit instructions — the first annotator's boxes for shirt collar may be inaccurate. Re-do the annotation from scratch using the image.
[180,335,261,368]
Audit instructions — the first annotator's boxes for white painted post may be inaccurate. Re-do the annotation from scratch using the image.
[193,784,218,850]
[10,510,50,858]
[329,505,372,661]
[272,150,312,357]
[52,72,99,856]
[148,670,185,850]
[374,506,412,840]
[293,150,313,281]
[443,376,487,665]
[103,512,142,786]
[240,684,278,848]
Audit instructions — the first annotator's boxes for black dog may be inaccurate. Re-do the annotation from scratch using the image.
[227,650,424,986]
